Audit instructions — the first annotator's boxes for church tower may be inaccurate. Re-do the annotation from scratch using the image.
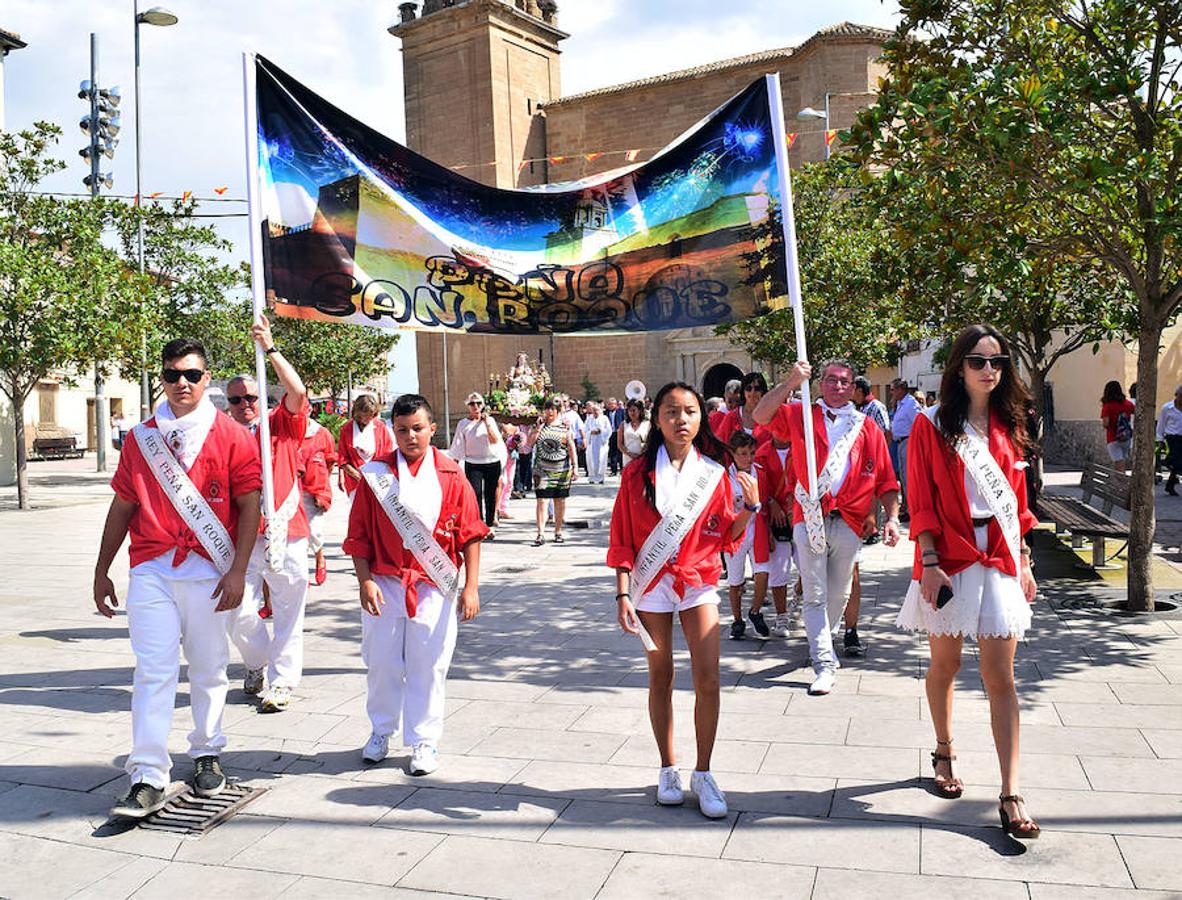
[389,0,567,188]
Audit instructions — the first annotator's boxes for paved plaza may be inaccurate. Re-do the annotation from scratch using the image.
[2,459,1182,899]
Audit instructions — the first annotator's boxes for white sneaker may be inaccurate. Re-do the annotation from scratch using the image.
[362,732,389,764]
[260,685,292,712]
[808,669,836,696]
[656,766,684,805]
[690,770,728,819]
[771,613,791,637]
[409,743,439,775]
[243,667,264,696]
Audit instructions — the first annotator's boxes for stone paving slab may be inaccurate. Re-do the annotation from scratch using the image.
[3,473,1182,897]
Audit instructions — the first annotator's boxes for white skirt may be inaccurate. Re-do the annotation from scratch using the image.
[896,526,1031,641]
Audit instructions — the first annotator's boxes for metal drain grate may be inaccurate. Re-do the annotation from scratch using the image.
[140,783,268,835]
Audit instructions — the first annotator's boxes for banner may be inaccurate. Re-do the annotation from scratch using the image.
[255,56,783,335]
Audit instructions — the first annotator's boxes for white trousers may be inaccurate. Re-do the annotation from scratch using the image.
[586,436,608,482]
[232,536,309,689]
[302,492,327,554]
[794,517,861,673]
[361,578,458,746]
[125,553,231,788]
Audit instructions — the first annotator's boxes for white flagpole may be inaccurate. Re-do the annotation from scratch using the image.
[765,73,819,501]
[242,52,276,518]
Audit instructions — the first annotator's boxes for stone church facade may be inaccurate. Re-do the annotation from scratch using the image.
[389,1,889,420]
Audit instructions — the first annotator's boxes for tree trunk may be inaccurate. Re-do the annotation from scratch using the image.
[1026,366,1048,500]
[13,389,29,511]
[1127,323,1163,612]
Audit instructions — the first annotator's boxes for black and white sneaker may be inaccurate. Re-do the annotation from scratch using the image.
[729,619,746,640]
[748,610,770,638]
[843,627,865,657]
[192,755,226,797]
[109,782,167,819]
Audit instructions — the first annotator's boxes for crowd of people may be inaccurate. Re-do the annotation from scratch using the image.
[95,322,1046,842]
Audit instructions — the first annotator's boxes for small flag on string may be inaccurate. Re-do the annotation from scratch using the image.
[548,155,567,165]
[625,149,641,162]
[517,160,530,173]
[785,132,798,149]
[825,129,838,147]
[585,152,603,163]
[213,186,228,195]
[148,191,163,198]
[181,190,193,201]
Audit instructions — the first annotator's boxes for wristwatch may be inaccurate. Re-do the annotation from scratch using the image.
[264,345,280,355]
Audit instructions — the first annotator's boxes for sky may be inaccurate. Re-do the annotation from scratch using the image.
[2,0,900,390]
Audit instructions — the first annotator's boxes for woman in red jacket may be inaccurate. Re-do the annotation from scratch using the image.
[608,381,759,820]
[897,324,1041,840]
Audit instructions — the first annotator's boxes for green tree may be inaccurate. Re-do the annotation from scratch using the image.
[719,161,906,370]
[0,123,146,509]
[846,0,1182,611]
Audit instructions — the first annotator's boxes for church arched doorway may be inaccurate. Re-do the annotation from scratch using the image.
[702,362,743,401]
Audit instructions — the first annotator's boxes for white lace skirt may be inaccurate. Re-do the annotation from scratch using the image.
[896,526,1032,640]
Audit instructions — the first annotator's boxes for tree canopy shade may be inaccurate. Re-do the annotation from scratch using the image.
[0,123,147,509]
[846,0,1182,611]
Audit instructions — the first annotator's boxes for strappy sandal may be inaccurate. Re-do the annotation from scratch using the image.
[930,739,964,798]
[998,794,1040,840]
[553,533,565,543]
[532,535,545,547]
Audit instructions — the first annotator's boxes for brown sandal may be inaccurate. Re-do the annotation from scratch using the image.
[930,739,964,798]
[999,794,1040,840]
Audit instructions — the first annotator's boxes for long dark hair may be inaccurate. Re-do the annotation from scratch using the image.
[738,371,768,406]
[625,398,646,423]
[935,324,1032,454]
[1101,380,1125,404]
[641,381,727,508]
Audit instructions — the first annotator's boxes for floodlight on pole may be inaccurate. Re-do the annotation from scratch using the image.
[134,0,179,420]
[796,97,831,159]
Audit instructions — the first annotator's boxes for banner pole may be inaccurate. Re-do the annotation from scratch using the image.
[243,51,276,518]
[442,333,451,445]
[765,72,818,501]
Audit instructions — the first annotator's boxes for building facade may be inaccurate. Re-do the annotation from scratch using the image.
[388,1,889,424]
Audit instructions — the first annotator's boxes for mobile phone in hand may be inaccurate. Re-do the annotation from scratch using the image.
[936,585,954,609]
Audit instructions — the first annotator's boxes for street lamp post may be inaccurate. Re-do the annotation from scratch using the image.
[797,91,875,160]
[134,3,178,421]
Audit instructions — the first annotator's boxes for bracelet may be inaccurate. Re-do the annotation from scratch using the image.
[615,592,631,601]
[264,345,279,355]
[922,562,940,568]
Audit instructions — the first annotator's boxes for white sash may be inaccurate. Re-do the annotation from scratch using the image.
[264,481,300,573]
[795,408,866,554]
[133,424,234,575]
[361,460,460,602]
[630,453,726,598]
[957,426,1023,574]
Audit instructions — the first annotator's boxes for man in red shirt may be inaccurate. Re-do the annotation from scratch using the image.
[94,338,261,818]
[299,415,337,585]
[754,359,901,696]
[225,315,311,713]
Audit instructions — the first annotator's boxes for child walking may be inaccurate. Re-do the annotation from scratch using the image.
[344,394,486,774]
[608,382,760,818]
[723,431,772,639]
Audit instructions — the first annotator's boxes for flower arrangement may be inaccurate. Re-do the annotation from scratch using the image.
[488,352,553,419]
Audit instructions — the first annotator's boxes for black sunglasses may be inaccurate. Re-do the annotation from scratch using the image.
[162,367,205,385]
[227,394,259,405]
[964,354,1010,371]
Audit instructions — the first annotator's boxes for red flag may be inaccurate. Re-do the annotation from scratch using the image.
[785,132,798,149]
[213,186,228,195]
[585,152,603,163]
[182,190,193,201]
[548,155,567,165]
[825,129,838,147]
[148,191,163,198]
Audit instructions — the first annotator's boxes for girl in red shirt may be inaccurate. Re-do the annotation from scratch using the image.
[714,371,773,449]
[608,381,759,819]
[338,395,393,497]
[896,323,1040,840]
[1099,380,1135,473]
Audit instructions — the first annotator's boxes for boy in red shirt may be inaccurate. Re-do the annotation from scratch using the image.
[94,338,261,818]
[345,394,485,775]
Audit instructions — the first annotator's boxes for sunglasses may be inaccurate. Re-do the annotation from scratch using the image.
[227,394,259,405]
[468,401,483,407]
[161,367,205,385]
[964,354,1010,371]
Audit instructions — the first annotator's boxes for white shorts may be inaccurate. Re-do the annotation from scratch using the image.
[723,529,769,587]
[635,574,720,614]
[766,537,795,588]
[1106,440,1131,462]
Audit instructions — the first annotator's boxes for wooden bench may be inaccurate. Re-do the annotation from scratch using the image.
[1036,462,1130,570]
